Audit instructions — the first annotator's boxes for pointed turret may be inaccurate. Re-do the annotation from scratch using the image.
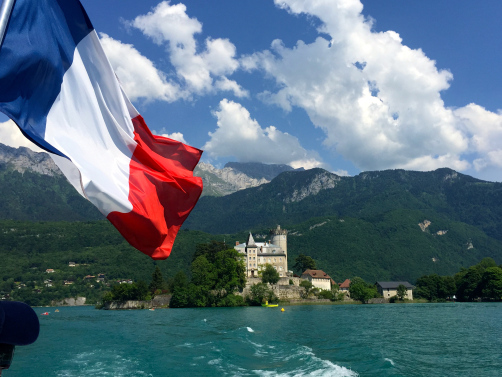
[246,232,256,246]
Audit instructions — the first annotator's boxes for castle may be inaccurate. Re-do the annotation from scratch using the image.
[234,225,289,278]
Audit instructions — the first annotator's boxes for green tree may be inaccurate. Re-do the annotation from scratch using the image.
[299,280,314,298]
[293,254,316,274]
[149,266,165,293]
[173,244,246,308]
[480,266,502,301]
[415,274,455,301]
[317,289,337,301]
[213,249,246,297]
[192,241,228,263]
[396,284,407,301]
[440,276,457,299]
[247,283,276,305]
[169,271,189,308]
[187,255,217,307]
[187,283,210,307]
[133,280,149,301]
[261,264,280,285]
[349,277,377,303]
[191,255,216,290]
[456,267,482,301]
[478,257,497,270]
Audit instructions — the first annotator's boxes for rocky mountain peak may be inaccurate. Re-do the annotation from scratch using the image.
[195,162,269,196]
[284,170,341,203]
[0,143,61,176]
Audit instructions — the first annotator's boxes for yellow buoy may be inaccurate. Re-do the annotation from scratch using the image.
[281,308,285,312]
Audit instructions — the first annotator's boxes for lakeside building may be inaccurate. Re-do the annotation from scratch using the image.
[235,225,288,278]
[376,281,415,300]
[301,269,334,291]
[339,279,351,296]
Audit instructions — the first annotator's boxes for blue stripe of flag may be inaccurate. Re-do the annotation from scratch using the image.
[0,0,94,156]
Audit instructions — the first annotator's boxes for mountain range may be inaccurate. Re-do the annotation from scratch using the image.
[1,143,501,282]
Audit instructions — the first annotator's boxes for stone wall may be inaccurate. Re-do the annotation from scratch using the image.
[52,297,87,306]
[104,300,152,310]
[103,294,173,310]
[241,279,304,300]
[277,277,301,286]
[271,285,304,300]
[152,294,172,307]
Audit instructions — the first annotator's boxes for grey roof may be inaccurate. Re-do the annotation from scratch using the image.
[235,242,280,249]
[376,281,414,289]
[246,232,256,246]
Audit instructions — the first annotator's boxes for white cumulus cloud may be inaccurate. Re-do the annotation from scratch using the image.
[129,1,247,98]
[161,132,187,144]
[0,120,43,152]
[100,33,184,103]
[239,0,502,175]
[203,99,324,169]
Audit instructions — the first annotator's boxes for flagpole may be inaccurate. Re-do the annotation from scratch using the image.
[0,0,15,48]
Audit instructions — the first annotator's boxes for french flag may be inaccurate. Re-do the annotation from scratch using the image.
[0,0,203,259]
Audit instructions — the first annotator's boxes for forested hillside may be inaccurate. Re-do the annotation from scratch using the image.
[0,166,103,221]
[1,143,502,297]
[184,168,502,242]
[0,220,239,305]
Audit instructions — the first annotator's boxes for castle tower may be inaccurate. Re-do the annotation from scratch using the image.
[270,225,287,256]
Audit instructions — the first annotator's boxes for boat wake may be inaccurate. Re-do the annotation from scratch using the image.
[56,350,152,377]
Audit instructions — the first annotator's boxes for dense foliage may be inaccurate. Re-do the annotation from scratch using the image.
[261,264,280,284]
[102,281,150,303]
[0,166,102,221]
[349,277,380,303]
[0,221,237,306]
[169,242,247,308]
[293,254,316,275]
[3,161,502,290]
[247,283,277,306]
[415,258,502,302]
[184,168,502,244]
[276,211,502,283]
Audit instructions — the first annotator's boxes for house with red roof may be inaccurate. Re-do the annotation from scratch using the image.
[338,279,351,297]
[301,269,333,291]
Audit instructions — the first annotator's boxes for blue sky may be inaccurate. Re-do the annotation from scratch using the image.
[2,0,502,182]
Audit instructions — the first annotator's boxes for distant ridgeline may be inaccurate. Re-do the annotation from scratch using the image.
[1,143,502,284]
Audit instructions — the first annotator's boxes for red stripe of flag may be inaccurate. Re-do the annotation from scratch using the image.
[107,115,203,259]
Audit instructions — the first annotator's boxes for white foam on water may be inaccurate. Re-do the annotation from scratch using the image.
[384,358,395,366]
[247,327,255,332]
[57,350,152,377]
[252,362,358,377]
[208,358,222,365]
[252,345,358,377]
[248,339,270,357]
[178,342,194,348]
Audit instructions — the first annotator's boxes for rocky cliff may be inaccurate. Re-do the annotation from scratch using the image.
[194,162,269,196]
[0,144,61,176]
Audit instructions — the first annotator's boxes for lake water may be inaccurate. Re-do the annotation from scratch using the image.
[5,303,502,376]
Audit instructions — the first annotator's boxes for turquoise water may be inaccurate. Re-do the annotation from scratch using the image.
[5,303,502,376]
